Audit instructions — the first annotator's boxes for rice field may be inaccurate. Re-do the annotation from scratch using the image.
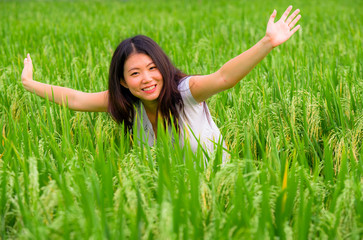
[0,0,362,239]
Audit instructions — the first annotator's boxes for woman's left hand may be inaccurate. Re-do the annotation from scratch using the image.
[266,6,301,48]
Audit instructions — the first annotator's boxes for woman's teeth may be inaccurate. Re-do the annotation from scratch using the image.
[143,85,156,91]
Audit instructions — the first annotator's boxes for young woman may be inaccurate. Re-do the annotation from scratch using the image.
[21,6,301,154]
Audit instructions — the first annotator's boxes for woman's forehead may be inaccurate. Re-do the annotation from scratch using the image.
[125,53,154,69]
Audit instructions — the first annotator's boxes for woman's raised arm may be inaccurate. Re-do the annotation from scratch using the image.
[189,6,301,103]
[21,54,109,112]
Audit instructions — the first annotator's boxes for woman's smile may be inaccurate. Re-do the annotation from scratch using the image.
[142,84,157,92]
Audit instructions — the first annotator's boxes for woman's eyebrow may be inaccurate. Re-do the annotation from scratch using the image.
[127,62,155,72]
[127,67,139,72]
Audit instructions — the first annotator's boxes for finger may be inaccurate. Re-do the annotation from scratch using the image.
[289,25,301,37]
[280,5,293,22]
[269,9,277,23]
[286,9,300,25]
[27,53,32,62]
[289,15,301,29]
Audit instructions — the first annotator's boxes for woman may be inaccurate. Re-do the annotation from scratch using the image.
[21,6,301,154]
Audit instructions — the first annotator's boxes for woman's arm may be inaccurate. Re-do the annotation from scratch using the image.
[21,54,109,112]
[189,6,301,103]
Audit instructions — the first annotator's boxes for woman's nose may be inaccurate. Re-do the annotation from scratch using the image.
[141,72,153,83]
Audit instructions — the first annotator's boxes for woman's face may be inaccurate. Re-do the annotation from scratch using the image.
[122,53,163,106]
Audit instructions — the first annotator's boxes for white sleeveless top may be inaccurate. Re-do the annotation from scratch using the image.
[134,76,227,159]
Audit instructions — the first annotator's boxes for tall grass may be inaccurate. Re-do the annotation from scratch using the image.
[0,0,362,238]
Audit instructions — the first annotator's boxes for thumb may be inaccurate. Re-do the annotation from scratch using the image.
[269,9,277,23]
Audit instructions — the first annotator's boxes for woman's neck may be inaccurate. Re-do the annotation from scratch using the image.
[141,100,159,134]
[142,100,158,115]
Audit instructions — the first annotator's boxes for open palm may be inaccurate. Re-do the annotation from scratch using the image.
[266,6,301,48]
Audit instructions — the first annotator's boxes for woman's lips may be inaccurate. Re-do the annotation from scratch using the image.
[142,84,156,93]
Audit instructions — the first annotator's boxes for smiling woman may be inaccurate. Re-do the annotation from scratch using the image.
[20,6,301,157]
[120,54,164,132]
[107,35,186,135]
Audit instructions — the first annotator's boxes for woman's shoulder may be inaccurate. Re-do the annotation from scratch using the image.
[178,76,192,91]
[178,76,199,106]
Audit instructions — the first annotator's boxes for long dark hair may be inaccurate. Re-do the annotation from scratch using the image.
[108,35,187,132]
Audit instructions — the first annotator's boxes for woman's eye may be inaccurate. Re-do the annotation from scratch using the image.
[131,72,139,76]
[150,66,157,70]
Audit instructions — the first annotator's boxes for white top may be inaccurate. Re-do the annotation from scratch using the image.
[134,76,227,158]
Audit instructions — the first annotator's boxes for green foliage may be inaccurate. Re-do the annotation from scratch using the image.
[0,0,362,239]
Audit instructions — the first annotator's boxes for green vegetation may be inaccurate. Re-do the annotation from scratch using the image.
[0,0,362,239]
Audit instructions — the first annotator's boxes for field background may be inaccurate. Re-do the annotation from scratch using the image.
[0,0,362,239]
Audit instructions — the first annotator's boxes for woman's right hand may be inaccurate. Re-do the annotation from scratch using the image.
[21,54,34,91]
[20,53,109,112]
